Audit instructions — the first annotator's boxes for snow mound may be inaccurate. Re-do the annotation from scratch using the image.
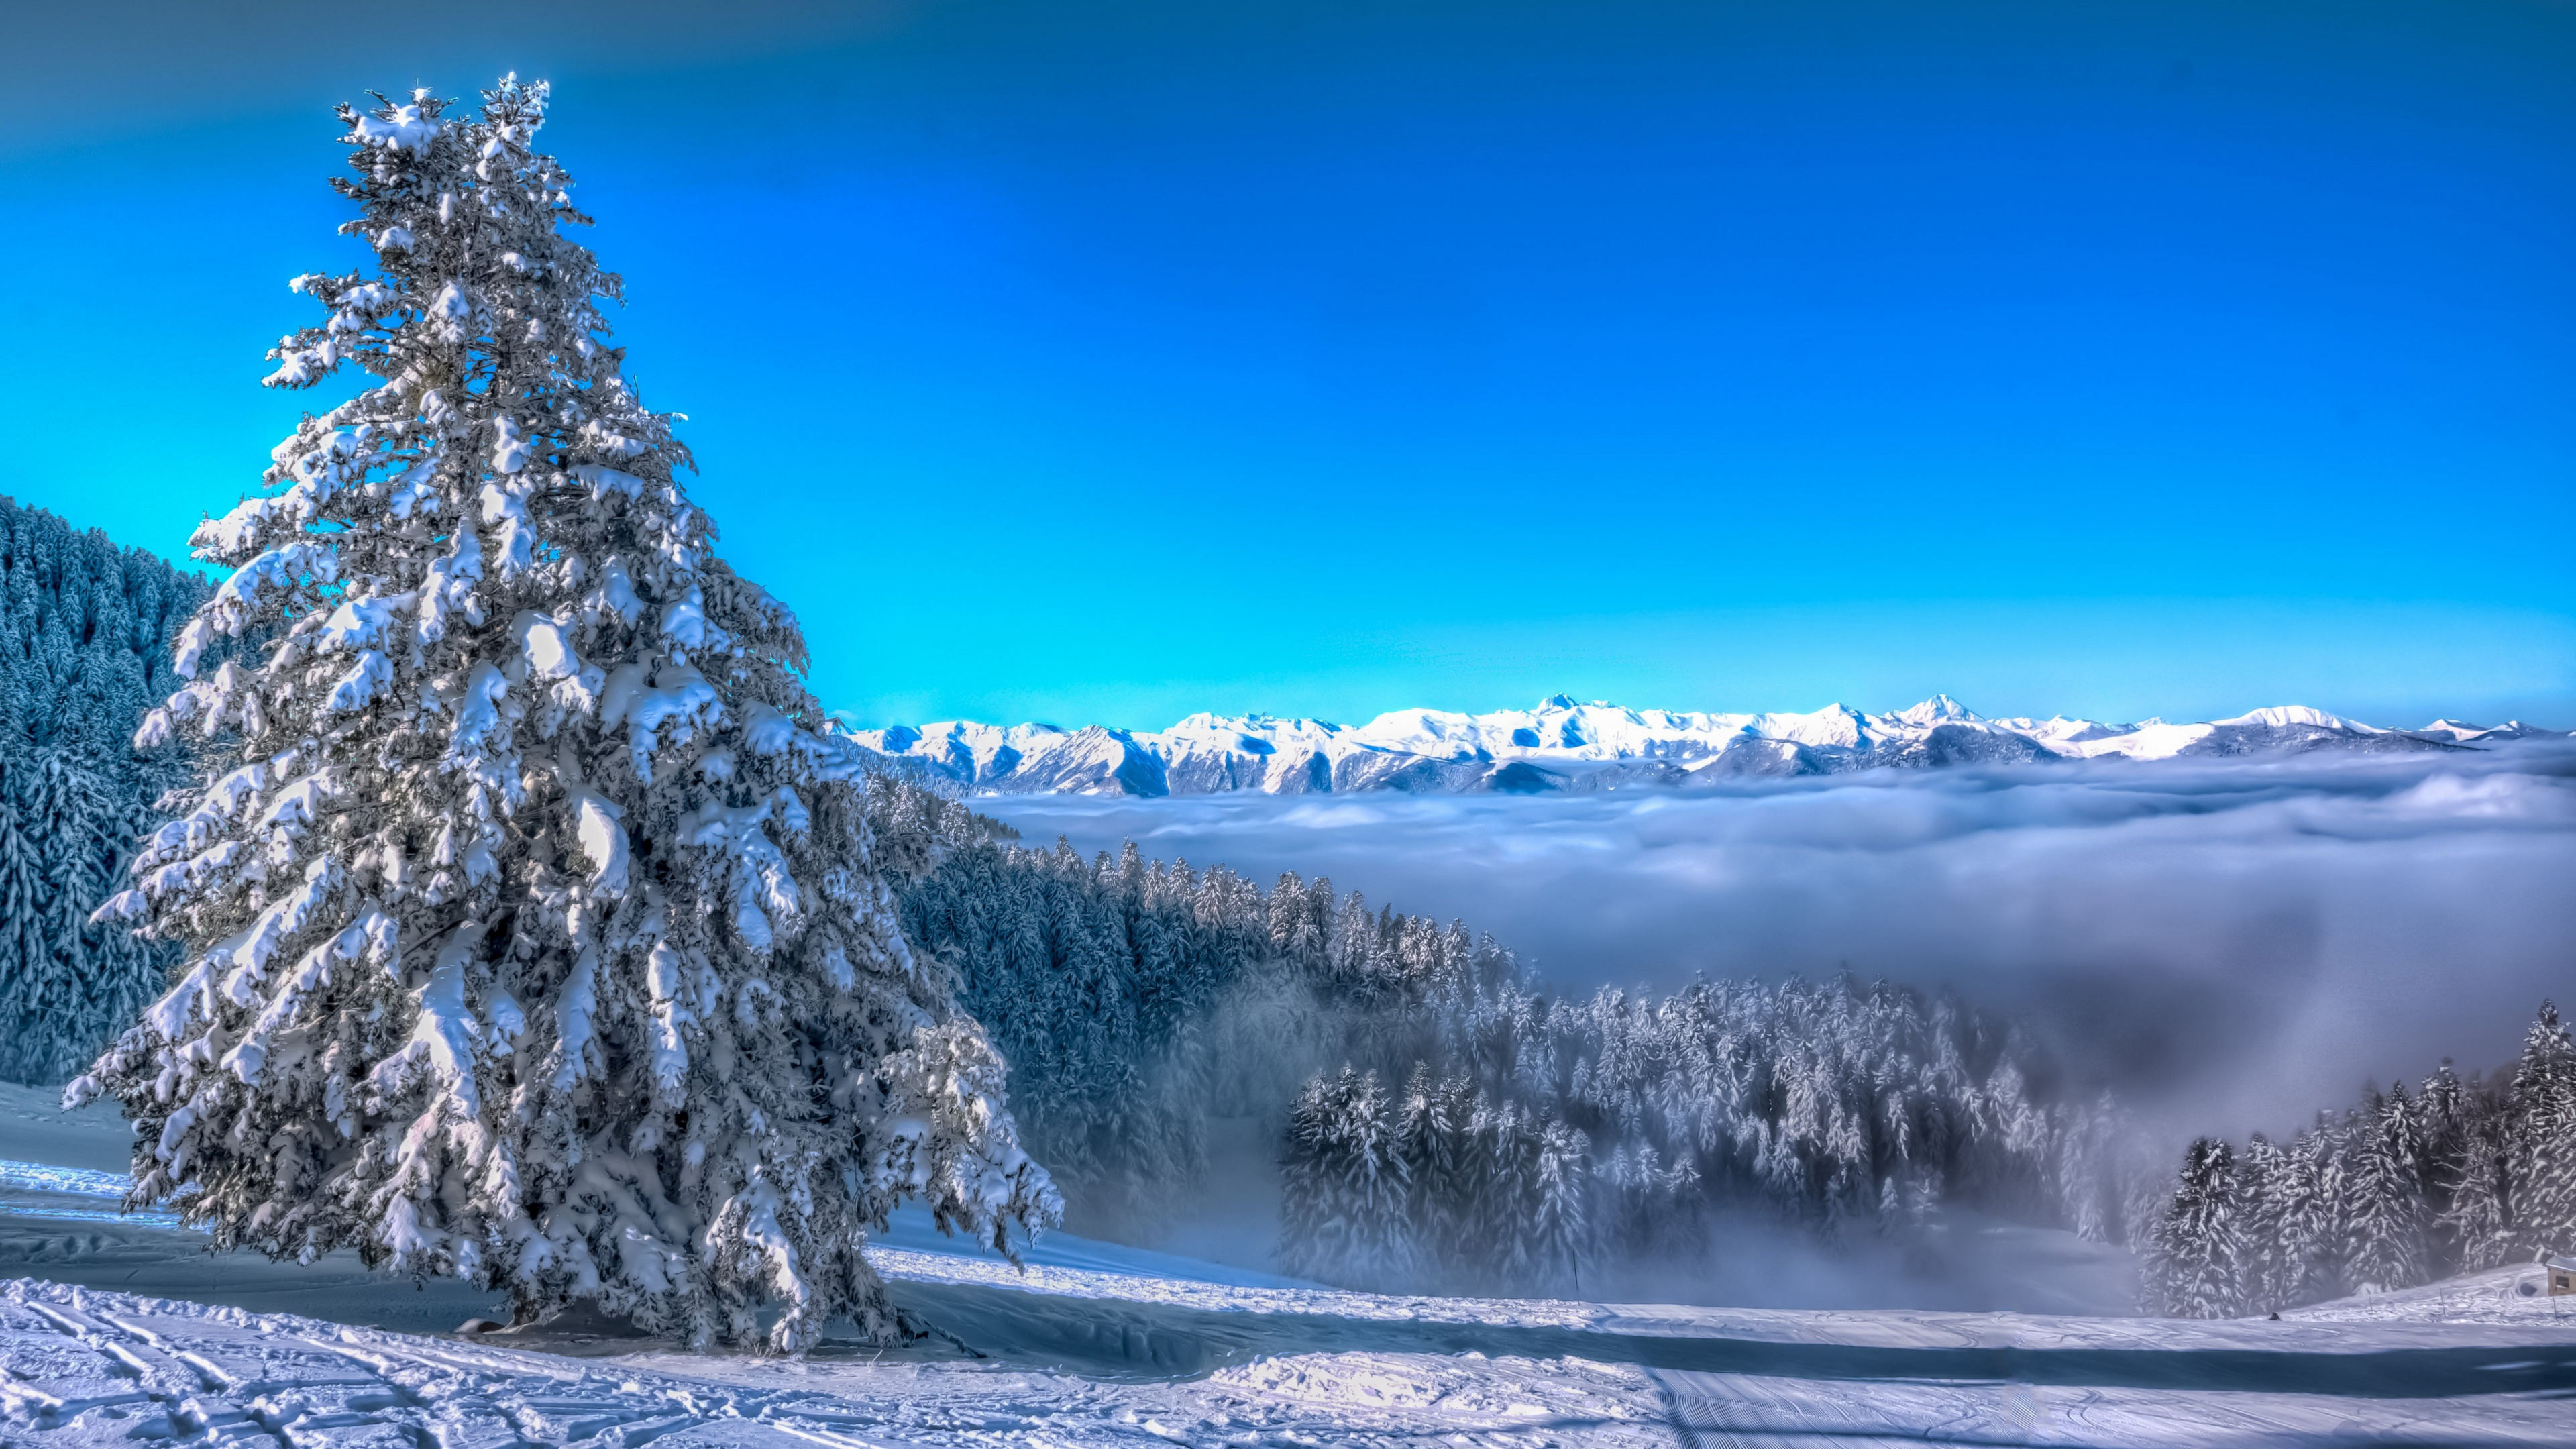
[2285,1263,2576,1326]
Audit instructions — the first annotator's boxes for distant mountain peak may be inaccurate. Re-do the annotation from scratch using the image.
[1892,693,1978,725]
[833,696,2560,798]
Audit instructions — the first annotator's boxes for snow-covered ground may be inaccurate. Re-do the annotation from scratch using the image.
[2285,1263,2576,1328]
[4,1083,2573,1446]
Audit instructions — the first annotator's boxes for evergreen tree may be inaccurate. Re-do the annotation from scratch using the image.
[1466,1097,1541,1285]
[2147,1138,2247,1318]
[2416,1061,2474,1271]
[0,763,56,1068]
[1530,1116,1591,1293]
[2504,1002,2576,1258]
[2233,1134,2291,1312]
[69,79,1052,1352]
[1395,1064,1471,1278]
[1279,1067,1411,1281]
[2441,1105,2516,1272]
[2345,1086,2428,1293]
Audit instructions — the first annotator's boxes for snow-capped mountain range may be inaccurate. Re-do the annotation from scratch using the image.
[830,695,2561,798]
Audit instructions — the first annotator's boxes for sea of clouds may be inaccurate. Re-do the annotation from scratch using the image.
[977,739,2576,1140]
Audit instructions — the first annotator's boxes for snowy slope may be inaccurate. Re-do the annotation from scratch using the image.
[9,1244,2576,1446]
[8,1101,2576,1446]
[835,694,2557,797]
[2284,1263,2576,1328]
[0,1279,1680,1448]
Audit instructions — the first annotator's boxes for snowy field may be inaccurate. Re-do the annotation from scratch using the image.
[5,1084,2575,1446]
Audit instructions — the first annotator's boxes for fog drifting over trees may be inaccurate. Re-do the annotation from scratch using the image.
[974,743,2576,1138]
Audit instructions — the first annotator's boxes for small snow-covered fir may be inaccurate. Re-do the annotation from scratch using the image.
[71,78,1053,1352]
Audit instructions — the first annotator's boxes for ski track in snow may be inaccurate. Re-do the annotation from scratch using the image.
[5,1269,2575,1449]
[0,1165,131,1201]
[1648,1366,2576,1448]
[0,1279,1674,1449]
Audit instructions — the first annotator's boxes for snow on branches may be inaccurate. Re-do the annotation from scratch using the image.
[2140,1001,2576,1317]
[70,78,1055,1352]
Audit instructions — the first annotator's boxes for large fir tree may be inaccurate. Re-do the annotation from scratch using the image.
[72,79,1053,1352]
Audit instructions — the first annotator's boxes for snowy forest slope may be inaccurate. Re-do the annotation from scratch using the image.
[4,478,2568,1325]
[0,497,205,1083]
[1,1071,2570,1446]
[873,784,2163,1309]
[871,776,2576,1319]
[2141,1002,2576,1319]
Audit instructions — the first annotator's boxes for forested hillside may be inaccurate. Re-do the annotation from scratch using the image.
[0,497,203,1083]
[2142,1002,2576,1317]
[875,779,2167,1297]
[12,489,2530,1316]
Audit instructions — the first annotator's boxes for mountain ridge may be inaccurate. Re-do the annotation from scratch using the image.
[832,696,2562,798]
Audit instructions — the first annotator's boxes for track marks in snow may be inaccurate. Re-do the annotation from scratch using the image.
[12,1260,2576,1446]
[0,1281,1676,1447]
[1652,1367,2576,1448]
[5,1288,576,1449]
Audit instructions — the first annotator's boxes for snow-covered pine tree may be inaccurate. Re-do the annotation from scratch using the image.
[0,767,52,1061]
[1395,1064,1466,1269]
[2145,1138,2247,1318]
[69,78,1054,1352]
[2504,1002,2576,1258]
[1467,1097,1542,1283]
[1279,1066,1412,1281]
[2279,1122,2347,1302]
[1529,1115,1591,1292]
[2439,1093,2516,1271]
[2345,1086,2428,1293]
[2413,1061,2465,1269]
[0,751,174,1083]
[2233,1133,2291,1312]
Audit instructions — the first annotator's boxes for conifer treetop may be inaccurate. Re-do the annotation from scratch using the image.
[74,76,1055,1353]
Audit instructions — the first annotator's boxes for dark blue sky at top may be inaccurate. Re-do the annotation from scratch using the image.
[1,0,2569,729]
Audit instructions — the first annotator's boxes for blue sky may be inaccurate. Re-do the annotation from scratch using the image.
[2,1,2570,729]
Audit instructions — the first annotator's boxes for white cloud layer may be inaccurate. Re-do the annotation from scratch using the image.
[979,741,2576,1138]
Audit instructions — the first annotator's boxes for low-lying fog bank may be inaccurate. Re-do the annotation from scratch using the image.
[976,739,2576,1138]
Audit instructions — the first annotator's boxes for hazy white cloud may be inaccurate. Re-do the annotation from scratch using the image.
[981,741,2576,1136]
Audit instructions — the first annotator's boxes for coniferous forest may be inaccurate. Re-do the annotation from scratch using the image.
[877,780,2166,1297]
[5,572,2569,1318]
[871,776,2576,1309]
[2139,1003,2576,1317]
[0,497,204,1083]
[3,541,2569,1317]
[0,80,2571,1449]
[0,76,2555,1305]
[0,13,2567,1442]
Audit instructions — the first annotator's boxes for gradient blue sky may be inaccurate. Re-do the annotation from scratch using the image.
[2,1,2570,729]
